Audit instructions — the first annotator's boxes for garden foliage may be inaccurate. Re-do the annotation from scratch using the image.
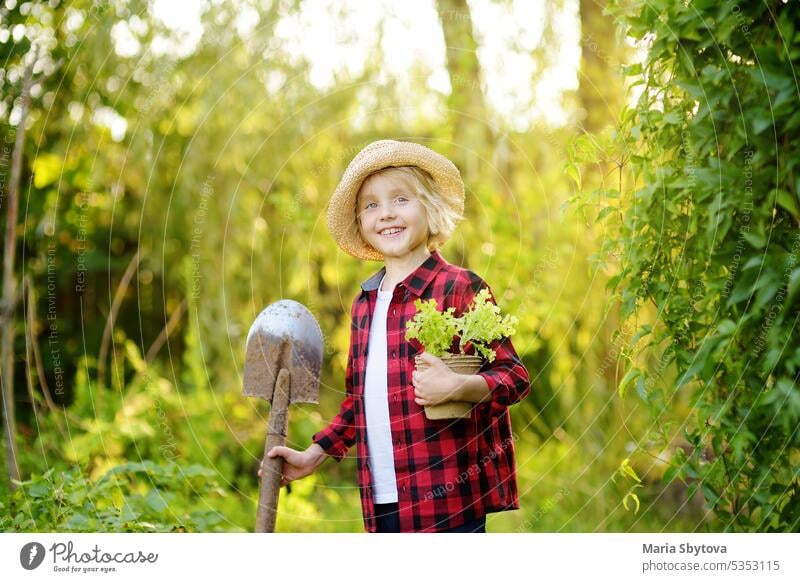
[568,0,800,531]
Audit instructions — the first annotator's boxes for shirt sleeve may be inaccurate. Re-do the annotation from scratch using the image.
[311,302,358,462]
[462,273,531,420]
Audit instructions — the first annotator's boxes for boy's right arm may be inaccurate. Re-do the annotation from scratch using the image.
[310,348,357,462]
[310,303,359,462]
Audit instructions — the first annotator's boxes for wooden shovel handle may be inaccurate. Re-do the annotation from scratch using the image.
[255,368,290,533]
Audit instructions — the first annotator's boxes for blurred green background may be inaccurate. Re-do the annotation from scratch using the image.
[1,0,797,532]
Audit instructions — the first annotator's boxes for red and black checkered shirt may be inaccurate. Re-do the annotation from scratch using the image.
[312,249,531,532]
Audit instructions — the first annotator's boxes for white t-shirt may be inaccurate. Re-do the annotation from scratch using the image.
[364,273,399,503]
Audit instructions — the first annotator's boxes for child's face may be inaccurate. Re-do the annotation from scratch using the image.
[356,173,430,259]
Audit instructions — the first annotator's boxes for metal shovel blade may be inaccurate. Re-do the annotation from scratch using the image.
[244,299,323,405]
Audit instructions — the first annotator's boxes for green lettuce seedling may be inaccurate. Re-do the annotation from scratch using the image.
[457,288,518,362]
[405,288,518,362]
[404,299,459,357]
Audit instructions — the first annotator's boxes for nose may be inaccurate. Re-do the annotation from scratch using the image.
[378,201,396,221]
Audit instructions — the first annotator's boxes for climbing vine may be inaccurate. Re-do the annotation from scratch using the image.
[569,0,800,531]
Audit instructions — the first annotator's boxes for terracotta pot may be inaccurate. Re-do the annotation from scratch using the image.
[414,353,484,419]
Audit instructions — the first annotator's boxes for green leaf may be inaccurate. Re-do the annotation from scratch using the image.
[662,464,682,485]
[565,162,582,190]
[124,340,147,374]
[66,514,91,530]
[68,488,87,506]
[618,368,641,399]
[144,490,169,514]
[630,324,652,345]
[635,376,648,402]
[701,483,721,507]
[111,488,125,510]
[595,206,617,224]
[742,256,764,271]
[775,189,800,221]
[622,491,641,514]
[619,458,642,483]
[715,319,737,336]
[605,273,623,291]
[27,482,50,498]
[783,268,800,307]
[753,275,781,312]
[622,63,642,76]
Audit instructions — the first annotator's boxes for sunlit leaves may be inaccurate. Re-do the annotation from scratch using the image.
[588,0,800,531]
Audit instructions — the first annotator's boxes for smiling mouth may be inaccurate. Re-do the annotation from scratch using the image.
[379,227,406,237]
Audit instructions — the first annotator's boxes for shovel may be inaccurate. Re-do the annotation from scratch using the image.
[243,299,323,532]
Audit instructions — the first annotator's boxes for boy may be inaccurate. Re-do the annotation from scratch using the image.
[262,140,531,533]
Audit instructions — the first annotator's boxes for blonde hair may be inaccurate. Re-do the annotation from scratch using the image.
[356,165,462,252]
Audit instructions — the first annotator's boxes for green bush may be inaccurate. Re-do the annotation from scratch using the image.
[1,462,228,532]
[568,0,800,531]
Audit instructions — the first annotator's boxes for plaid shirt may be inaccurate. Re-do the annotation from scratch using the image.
[312,249,531,532]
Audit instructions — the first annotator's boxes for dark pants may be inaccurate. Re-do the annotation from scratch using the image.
[374,502,486,533]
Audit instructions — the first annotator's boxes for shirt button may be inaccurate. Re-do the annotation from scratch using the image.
[393,395,398,403]
[393,308,396,316]
[392,351,396,358]
[402,485,407,493]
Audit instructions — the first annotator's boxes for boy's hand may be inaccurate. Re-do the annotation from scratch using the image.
[412,351,464,406]
[258,444,326,487]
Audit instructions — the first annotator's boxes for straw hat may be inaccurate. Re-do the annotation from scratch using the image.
[327,139,465,261]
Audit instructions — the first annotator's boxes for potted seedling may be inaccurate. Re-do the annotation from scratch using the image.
[405,288,519,420]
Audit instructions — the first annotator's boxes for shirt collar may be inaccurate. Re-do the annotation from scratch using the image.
[360,249,448,297]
